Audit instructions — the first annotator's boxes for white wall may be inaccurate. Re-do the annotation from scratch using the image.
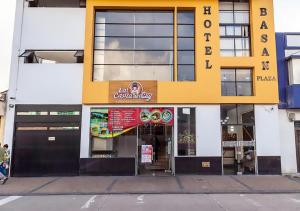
[255,105,281,156]
[196,105,221,157]
[80,106,91,158]
[16,64,83,104]
[21,7,86,50]
[279,110,298,174]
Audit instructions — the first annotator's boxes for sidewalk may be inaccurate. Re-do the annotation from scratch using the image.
[1,175,300,196]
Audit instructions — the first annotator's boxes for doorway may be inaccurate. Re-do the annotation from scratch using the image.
[137,124,173,176]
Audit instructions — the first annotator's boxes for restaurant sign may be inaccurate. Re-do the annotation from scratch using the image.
[109,81,157,104]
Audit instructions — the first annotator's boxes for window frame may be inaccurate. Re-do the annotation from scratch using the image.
[219,0,251,57]
[221,68,253,96]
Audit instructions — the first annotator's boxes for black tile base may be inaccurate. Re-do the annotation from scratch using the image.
[175,157,222,175]
[80,158,135,176]
[257,156,281,175]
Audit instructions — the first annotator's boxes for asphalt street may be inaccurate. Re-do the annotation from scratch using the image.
[0,194,300,211]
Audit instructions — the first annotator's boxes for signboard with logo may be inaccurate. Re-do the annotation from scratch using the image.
[141,145,153,163]
[91,108,174,139]
[109,81,157,104]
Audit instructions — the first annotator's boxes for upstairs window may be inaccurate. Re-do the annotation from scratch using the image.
[93,11,174,81]
[221,68,253,96]
[177,11,195,81]
[219,0,250,57]
[288,58,300,85]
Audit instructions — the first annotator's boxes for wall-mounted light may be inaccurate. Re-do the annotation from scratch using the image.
[288,112,296,122]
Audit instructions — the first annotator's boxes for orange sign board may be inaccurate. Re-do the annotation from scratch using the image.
[109,81,157,104]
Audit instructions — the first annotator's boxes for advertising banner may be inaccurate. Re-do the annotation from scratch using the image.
[91,108,174,139]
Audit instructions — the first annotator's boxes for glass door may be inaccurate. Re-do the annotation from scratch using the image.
[137,124,173,176]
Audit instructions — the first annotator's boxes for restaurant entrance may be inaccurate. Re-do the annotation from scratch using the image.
[137,124,173,176]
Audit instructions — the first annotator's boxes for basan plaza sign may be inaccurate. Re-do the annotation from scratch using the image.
[109,81,157,104]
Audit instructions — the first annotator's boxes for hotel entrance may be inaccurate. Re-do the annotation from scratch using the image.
[137,124,173,176]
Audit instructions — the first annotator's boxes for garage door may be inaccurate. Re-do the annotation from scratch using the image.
[12,105,82,177]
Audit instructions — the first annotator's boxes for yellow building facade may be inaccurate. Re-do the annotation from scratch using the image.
[83,0,278,105]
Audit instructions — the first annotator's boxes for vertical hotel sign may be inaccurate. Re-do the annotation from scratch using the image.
[109,81,157,104]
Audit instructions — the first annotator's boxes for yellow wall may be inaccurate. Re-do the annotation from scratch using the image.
[83,0,278,104]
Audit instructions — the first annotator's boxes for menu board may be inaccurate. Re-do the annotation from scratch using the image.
[91,108,174,139]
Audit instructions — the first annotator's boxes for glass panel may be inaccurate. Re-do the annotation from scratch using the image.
[235,38,250,50]
[134,12,174,24]
[241,26,249,37]
[236,69,252,81]
[237,105,255,124]
[221,69,236,81]
[221,105,237,125]
[234,2,250,11]
[95,37,173,50]
[220,26,226,36]
[235,50,250,57]
[93,65,173,81]
[177,108,196,156]
[226,26,235,36]
[178,51,195,64]
[236,83,252,96]
[219,2,233,11]
[95,24,134,37]
[178,25,195,37]
[94,37,134,49]
[222,82,236,96]
[135,25,173,37]
[234,11,249,24]
[222,125,254,141]
[178,65,195,81]
[95,11,173,24]
[95,24,173,37]
[94,50,173,65]
[221,50,235,57]
[289,58,300,84]
[91,128,137,158]
[287,35,300,47]
[96,12,134,24]
[219,11,234,24]
[177,11,195,24]
[234,26,242,36]
[178,38,194,50]
[220,38,235,50]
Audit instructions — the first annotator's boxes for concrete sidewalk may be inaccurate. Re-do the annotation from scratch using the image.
[1,175,300,196]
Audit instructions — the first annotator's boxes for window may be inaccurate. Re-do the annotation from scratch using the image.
[27,0,86,8]
[286,35,300,47]
[90,108,137,158]
[20,51,84,64]
[221,69,253,96]
[177,108,196,156]
[288,58,300,85]
[221,104,255,141]
[219,0,250,56]
[177,11,195,81]
[93,11,174,81]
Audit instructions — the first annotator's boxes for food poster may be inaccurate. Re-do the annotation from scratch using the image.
[91,108,174,139]
[141,145,153,163]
